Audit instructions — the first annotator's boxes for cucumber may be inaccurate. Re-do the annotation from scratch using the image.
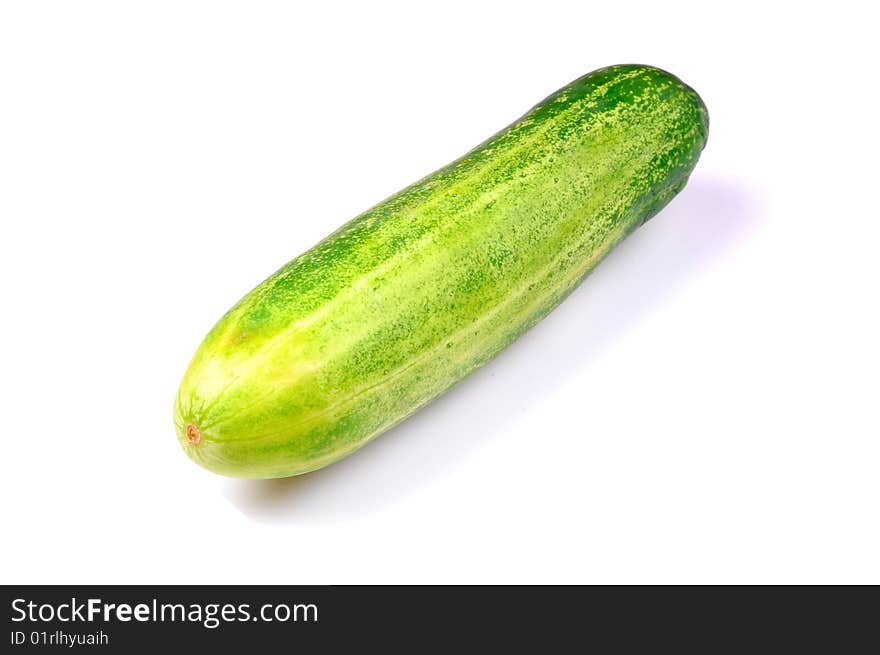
[174,64,708,478]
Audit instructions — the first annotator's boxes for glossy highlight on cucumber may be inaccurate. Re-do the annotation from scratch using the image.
[174,64,709,478]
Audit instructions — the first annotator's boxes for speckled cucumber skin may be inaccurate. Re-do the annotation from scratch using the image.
[174,64,709,478]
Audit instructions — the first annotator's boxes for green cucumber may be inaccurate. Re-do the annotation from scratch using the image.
[174,64,709,478]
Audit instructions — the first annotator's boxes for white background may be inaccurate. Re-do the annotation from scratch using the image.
[1,1,877,584]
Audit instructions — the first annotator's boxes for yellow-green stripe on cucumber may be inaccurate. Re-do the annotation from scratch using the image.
[174,64,709,478]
